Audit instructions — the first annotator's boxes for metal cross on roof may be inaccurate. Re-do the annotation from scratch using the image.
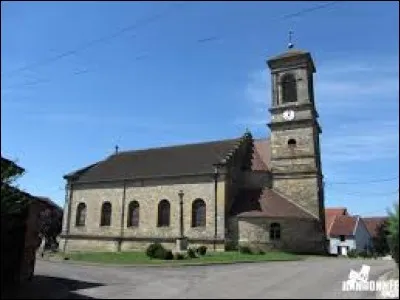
[288,31,294,49]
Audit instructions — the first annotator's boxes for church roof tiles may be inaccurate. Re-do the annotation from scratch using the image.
[230,188,317,219]
[65,134,256,183]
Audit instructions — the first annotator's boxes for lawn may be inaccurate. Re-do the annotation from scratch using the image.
[62,250,301,265]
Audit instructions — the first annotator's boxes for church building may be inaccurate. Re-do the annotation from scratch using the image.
[60,47,327,254]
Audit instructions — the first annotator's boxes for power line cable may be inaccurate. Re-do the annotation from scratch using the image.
[325,176,399,185]
[325,189,399,197]
[280,1,339,20]
[2,1,341,91]
[196,1,340,44]
[1,2,186,78]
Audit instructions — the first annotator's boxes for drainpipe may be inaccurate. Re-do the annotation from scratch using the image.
[118,180,127,252]
[213,165,219,251]
[63,182,74,254]
[178,190,185,239]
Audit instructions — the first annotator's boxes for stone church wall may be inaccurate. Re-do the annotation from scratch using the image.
[236,217,325,253]
[61,174,227,252]
[241,171,272,189]
[273,177,320,217]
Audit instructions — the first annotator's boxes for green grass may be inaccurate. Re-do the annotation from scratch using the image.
[62,251,301,266]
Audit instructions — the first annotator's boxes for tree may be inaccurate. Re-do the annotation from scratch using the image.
[372,221,390,256]
[387,202,399,267]
[1,157,31,217]
[1,157,32,289]
[38,207,62,251]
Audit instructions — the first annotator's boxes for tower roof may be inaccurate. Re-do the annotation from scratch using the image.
[268,49,309,60]
[267,48,316,72]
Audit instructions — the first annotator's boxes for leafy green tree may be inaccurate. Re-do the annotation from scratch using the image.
[38,207,62,251]
[1,157,31,216]
[372,221,390,256]
[387,202,399,267]
[1,157,31,289]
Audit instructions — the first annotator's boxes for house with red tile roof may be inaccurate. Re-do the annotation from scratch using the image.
[325,208,372,255]
[362,217,389,239]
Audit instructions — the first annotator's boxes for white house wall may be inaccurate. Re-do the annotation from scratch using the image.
[354,219,372,252]
[329,237,356,255]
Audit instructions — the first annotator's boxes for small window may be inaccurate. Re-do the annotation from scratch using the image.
[288,139,297,148]
[127,201,139,227]
[269,223,281,240]
[76,203,86,227]
[157,199,170,227]
[340,235,346,242]
[100,202,112,226]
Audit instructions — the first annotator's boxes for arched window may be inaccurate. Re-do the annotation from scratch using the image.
[192,199,206,227]
[281,73,297,103]
[269,223,281,240]
[76,203,86,227]
[157,199,170,227]
[127,201,140,227]
[100,202,112,226]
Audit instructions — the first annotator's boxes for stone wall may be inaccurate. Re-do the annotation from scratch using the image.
[270,126,316,160]
[235,216,325,254]
[273,176,319,217]
[61,174,227,252]
[242,171,272,189]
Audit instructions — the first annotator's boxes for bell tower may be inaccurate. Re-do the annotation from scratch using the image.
[266,45,325,222]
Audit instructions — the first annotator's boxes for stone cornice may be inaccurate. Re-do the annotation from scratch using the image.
[60,234,225,244]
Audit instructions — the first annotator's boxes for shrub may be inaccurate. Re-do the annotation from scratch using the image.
[187,248,197,258]
[239,245,252,254]
[225,241,238,251]
[347,249,358,258]
[175,253,185,260]
[146,243,165,259]
[258,249,265,255]
[197,246,207,256]
[164,250,174,260]
[154,247,167,259]
[358,250,373,259]
[388,202,399,267]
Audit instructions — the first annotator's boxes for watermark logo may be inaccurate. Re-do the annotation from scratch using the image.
[341,264,399,298]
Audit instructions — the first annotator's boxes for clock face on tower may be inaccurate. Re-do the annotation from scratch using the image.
[282,110,295,121]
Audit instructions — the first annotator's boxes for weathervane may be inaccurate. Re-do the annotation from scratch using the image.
[288,30,294,49]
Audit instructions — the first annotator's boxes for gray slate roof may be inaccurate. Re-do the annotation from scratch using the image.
[65,137,246,183]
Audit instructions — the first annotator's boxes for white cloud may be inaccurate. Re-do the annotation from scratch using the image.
[235,69,270,127]
[322,120,399,163]
[315,62,399,110]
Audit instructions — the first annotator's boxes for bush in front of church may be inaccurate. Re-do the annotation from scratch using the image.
[175,253,185,260]
[164,250,174,260]
[196,246,207,256]
[146,243,165,259]
[187,248,197,258]
[146,243,174,260]
[239,245,252,254]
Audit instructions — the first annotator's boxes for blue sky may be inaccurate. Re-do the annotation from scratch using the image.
[1,1,398,216]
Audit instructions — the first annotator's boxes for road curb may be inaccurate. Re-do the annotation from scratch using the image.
[37,256,302,268]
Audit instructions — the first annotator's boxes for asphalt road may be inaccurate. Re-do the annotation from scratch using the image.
[15,258,396,299]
